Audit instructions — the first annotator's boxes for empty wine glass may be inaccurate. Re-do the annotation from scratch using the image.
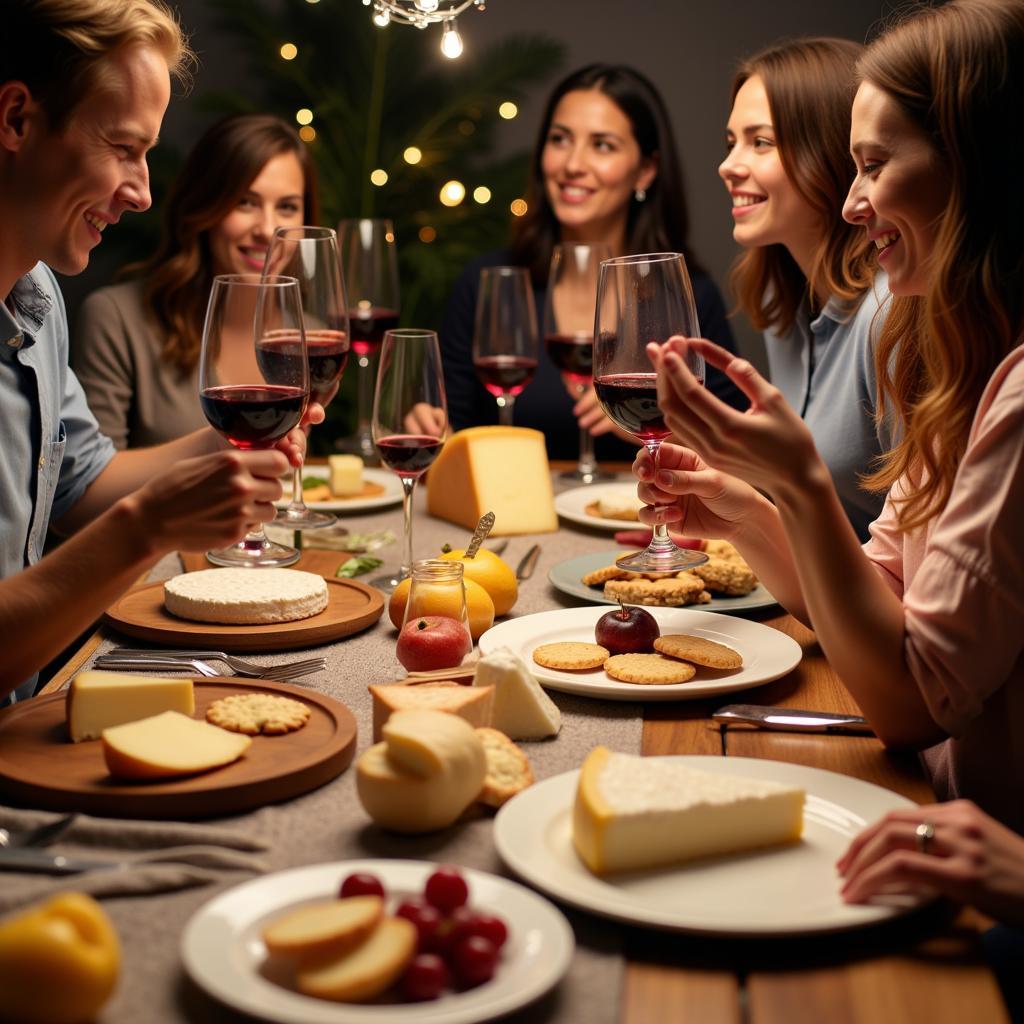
[264,226,349,530]
[472,266,538,426]
[338,218,400,462]
[371,329,448,590]
[593,252,708,573]
[543,242,615,483]
[199,274,308,567]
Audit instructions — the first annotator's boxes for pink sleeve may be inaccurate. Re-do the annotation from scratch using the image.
[862,487,907,597]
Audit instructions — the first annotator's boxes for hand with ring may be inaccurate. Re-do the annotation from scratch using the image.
[836,800,1024,925]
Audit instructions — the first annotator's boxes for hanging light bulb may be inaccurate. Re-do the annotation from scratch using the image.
[415,0,440,11]
[373,7,391,27]
[440,19,463,58]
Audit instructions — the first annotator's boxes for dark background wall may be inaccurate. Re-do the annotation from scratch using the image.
[62,0,894,368]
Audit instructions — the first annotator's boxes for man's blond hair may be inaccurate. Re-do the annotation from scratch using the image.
[5,0,195,126]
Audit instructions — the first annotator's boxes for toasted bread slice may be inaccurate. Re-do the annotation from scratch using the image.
[476,726,534,807]
[262,896,384,961]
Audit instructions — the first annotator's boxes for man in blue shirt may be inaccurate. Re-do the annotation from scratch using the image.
[0,1,318,702]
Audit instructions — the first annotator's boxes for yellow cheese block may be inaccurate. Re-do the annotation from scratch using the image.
[573,747,805,874]
[381,708,482,778]
[66,670,195,742]
[101,711,251,780]
[426,426,557,536]
[328,454,363,496]
[369,681,493,741]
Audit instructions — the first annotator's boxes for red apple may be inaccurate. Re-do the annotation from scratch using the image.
[595,601,660,654]
[396,616,472,671]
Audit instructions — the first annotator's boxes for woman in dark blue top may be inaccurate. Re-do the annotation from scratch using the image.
[440,63,742,461]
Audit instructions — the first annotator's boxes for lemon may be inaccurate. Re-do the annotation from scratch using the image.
[438,548,518,616]
[388,576,495,640]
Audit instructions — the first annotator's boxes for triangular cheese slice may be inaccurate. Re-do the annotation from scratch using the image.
[473,646,561,739]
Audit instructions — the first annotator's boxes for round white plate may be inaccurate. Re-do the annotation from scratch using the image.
[555,482,644,532]
[550,550,778,616]
[181,859,574,1024]
[479,606,801,701]
[275,468,403,513]
[495,756,923,936]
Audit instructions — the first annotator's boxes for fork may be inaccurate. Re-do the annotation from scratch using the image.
[94,655,326,681]
[109,648,323,678]
[0,813,78,850]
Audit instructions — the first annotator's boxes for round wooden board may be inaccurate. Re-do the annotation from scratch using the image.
[103,577,383,651]
[0,679,357,819]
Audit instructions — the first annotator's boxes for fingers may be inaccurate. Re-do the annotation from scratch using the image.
[680,339,775,408]
[840,848,968,906]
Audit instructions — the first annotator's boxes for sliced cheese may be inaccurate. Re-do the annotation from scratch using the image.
[573,747,805,874]
[369,681,493,741]
[101,711,251,780]
[328,454,363,496]
[426,426,557,536]
[164,568,328,625]
[66,670,194,742]
[473,646,560,739]
[381,708,481,778]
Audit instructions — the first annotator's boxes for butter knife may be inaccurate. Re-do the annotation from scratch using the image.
[712,704,874,735]
[0,847,125,874]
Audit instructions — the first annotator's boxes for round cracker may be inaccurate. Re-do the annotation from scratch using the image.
[654,634,743,669]
[532,641,609,671]
[604,653,696,685]
[206,693,311,735]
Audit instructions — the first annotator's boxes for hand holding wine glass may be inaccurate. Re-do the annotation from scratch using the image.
[264,226,349,530]
[199,274,308,567]
[372,329,448,589]
[472,266,538,426]
[593,252,708,573]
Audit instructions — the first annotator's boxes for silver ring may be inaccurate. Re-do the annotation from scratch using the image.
[915,820,936,854]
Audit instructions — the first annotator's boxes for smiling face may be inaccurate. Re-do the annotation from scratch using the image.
[540,88,656,245]
[843,81,950,297]
[206,151,306,276]
[718,75,821,275]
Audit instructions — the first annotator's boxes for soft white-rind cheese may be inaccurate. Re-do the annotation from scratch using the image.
[163,568,328,625]
[473,646,561,739]
[573,747,805,874]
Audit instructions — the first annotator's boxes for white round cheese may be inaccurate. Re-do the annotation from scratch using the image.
[163,568,329,625]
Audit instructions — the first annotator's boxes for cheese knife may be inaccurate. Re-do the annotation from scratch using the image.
[0,847,127,874]
[712,704,874,735]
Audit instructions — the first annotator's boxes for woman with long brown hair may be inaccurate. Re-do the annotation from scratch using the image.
[72,112,319,448]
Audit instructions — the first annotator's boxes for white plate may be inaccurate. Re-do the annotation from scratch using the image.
[555,482,645,532]
[181,859,574,1024]
[275,468,403,513]
[479,606,801,701]
[550,550,779,616]
[495,756,923,936]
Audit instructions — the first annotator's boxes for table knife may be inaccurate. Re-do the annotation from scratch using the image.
[712,704,874,735]
[0,847,123,874]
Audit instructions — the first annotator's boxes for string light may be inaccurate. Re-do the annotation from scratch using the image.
[498,101,518,119]
[418,226,437,242]
[439,180,465,207]
[510,198,528,217]
[403,146,422,165]
[368,0,488,59]
[279,43,298,60]
[473,186,491,204]
[370,169,389,186]
[299,126,316,142]
[373,8,390,26]
[440,20,463,58]
[295,108,313,126]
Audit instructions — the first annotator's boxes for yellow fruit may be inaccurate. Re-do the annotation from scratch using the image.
[388,576,495,639]
[438,548,518,616]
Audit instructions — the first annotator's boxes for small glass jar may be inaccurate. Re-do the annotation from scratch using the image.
[400,559,473,653]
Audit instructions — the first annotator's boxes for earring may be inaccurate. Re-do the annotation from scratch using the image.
[634,188,647,202]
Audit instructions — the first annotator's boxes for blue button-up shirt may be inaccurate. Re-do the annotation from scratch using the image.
[1,264,116,701]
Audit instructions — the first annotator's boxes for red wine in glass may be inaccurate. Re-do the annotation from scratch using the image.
[349,306,400,358]
[545,332,594,388]
[474,354,538,398]
[593,373,671,442]
[376,433,443,479]
[200,384,306,449]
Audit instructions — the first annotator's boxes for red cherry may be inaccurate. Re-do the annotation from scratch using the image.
[434,905,476,956]
[339,872,386,899]
[424,866,469,914]
[451,935,499,988]
[467,912,508,950]
[395,899,443,951]
[401,953,451,1002]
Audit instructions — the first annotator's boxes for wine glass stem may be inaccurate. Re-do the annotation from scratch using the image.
[357,355,373,448]
[576,383,596,475]
[400,477,417,579]
[498,393,515,427]
[241,522,271,552]
[288,462,307,512]
[645,440,676,555]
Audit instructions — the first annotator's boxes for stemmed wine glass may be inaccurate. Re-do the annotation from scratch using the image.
[593,252,709,573]
[199,274,308,567]
[338,218,400,462]
[371,329,448,590]
[264,226,349,530]
[543,242,615,482]
[472,266,538,426]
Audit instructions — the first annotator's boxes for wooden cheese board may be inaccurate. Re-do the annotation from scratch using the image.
[0,678,357,819]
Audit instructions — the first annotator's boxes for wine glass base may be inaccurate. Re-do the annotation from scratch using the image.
[615,546,708,573]
[273,507,337,530]
[206,539,301,568]
[369,569,406,592]
[558,466,618,484]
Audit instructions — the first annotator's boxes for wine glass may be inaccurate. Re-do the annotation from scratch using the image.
[337,218,400,462]
[263,226,349,530]
[371,329,448,590]
[543,242,615,483]
[199,274,308,567]
[593,252,709,573]
[472,266,538,426]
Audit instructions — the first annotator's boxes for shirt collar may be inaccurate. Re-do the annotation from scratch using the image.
[1,268,54,350]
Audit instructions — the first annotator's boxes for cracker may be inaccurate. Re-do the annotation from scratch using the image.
[704,539,744,563]
[687,557,758,596]
[206,693,311,735]
[654,634,744,669]
[475,727,534,807]
[532,642,609,671]
[604,653,696,685]
[581,564,629,587]
[604,574,706,607]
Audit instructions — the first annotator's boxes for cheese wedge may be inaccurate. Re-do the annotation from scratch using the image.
[369,681,493,741]
[328,454,363,496]
[101,711,251,780]
[573,747,805,874]
[381,708,482,778]
[426,426,557,535]
[262,896,384,961]
[66,670,194,742]
[473,646,560,739]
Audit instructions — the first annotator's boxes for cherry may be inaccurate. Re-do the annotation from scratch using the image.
[467,912,508,951]
[395,899,443,951]
[401,953,451,1002]
[424,865,469,914]
[339,872,386,899]
[451,935,499,988]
